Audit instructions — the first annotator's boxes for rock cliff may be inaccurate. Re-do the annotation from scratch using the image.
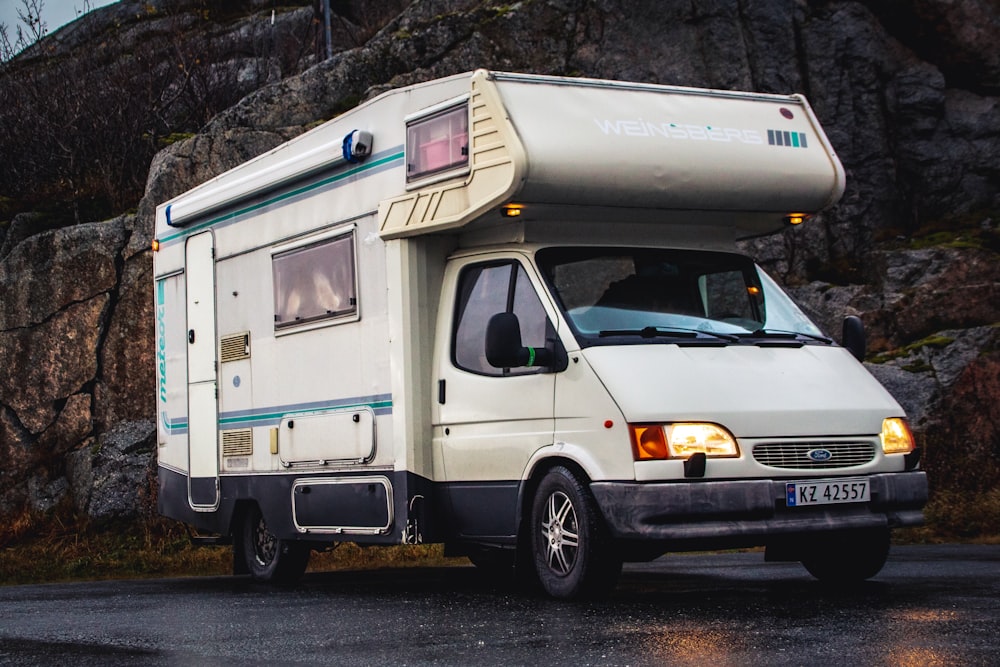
[1,0,997,532]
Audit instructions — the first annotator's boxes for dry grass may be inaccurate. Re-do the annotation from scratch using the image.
[0,513,231,586]
[898,487,1000,545]
[307,542,452,572]
[0,507,457,586]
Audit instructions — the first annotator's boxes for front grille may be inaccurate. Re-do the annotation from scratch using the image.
[752,441,875,469]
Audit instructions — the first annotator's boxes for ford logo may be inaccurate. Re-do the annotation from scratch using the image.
[807,448,833,462]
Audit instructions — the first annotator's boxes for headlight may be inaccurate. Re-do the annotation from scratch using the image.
[881,417,915,454]
[630,422,739,460]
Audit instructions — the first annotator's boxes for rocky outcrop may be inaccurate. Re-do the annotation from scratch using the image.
[0,212,162,518]
[66,420,157,521]
[0,0,997,528]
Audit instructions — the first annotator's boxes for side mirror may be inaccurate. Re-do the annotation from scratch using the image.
[842,315,866,362]
[485,312,554,369]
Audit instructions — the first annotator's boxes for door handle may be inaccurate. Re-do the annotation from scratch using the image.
[188,329,195,344]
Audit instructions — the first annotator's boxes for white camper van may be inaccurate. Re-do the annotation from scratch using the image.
[154,70,927,599]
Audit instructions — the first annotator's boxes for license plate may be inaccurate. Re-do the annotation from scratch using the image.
[786,478,870,507]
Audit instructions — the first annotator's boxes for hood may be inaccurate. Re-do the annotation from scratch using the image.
[582,344,903,438]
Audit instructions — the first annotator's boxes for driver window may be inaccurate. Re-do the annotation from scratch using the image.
[453,261,550,376]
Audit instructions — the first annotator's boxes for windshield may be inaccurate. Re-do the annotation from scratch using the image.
[536,247,826,346]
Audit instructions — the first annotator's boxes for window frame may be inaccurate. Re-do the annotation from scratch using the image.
[271,225,360,336]
[451,259,554,378]
[404,96,471,187]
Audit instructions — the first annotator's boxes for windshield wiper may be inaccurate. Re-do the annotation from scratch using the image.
[739,329,833,344]
[599,326,739,342]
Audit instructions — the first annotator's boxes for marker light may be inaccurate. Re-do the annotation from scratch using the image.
[881,417,916,454]
[151,239,161,252]
[630,422,739,460]
[631,424,668,460]
[784,213,810,226]
[501,204,523,218]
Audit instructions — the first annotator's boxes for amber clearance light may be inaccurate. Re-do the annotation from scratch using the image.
[630,423,739,461]
[881,417,916,454]
[500,203,524,218]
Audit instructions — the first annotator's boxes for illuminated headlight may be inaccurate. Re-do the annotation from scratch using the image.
[881,417,915,454]
[630,423,739,461]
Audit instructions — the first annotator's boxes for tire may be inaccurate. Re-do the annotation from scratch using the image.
[801,527,890,583]
[530,466,622,600]
[241,505,310,585]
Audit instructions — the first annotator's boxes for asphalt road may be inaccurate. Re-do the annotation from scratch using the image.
[1,544,998,666]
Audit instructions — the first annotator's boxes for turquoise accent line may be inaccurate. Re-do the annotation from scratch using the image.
[159,149,404,247]
[161,411,188,435]
[161,395,393,434]
[219,398,393,429]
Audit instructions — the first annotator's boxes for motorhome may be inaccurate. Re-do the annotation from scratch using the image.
[154,70,927,599]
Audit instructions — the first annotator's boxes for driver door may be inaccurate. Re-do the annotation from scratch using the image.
[432,256,557,539]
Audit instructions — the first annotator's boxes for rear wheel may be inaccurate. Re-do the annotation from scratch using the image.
[531,466,621,599]
[801,527,890,583]
[241,505,310,585]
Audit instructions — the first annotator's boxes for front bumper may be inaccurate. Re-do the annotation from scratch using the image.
[590,471,927,549]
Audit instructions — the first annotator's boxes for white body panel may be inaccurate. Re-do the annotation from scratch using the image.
[583,345,899,438]
[431,250,559,482]
[498,74,844,214]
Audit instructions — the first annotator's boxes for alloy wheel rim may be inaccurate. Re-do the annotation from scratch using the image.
[253,516,277,566]
[541,490,579,575]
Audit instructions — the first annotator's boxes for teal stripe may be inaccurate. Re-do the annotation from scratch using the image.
[218,399,393,426]
[162,399,392,434]
[159,150,404,246]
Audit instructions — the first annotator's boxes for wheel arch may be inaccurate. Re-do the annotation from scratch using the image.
[515,453,594,548]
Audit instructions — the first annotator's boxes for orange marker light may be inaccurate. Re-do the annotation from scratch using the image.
[630,425,668,460]
[501,204,524,218]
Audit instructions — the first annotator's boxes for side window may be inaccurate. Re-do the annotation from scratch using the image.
[273,232,357,329]
[453,261,550,376]
[406,103,469,183]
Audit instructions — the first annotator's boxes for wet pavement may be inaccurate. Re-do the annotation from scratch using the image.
[1,544,998,665]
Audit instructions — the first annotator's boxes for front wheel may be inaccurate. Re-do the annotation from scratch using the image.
[530,466,621,599]
[801,527,890,583]
[241,505,310,585]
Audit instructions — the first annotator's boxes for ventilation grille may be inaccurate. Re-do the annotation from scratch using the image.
[220,332,250,363]
[222,429,253,457]
[752,441,876,469]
